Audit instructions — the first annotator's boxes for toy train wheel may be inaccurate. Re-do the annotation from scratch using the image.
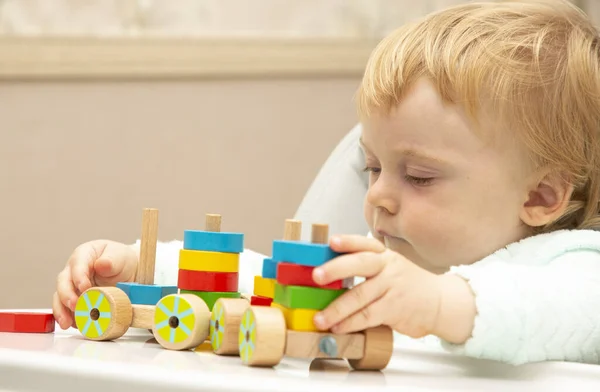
[347,325,394,370]
[238,306,286,367]
[152,294,210,350]
[210,298,250,355]
[74,287,132,341]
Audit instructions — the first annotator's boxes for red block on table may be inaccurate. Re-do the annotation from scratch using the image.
[0,312,55,333]
[250,295,273,306]
[276,262,354,289]
[177,269,239,292]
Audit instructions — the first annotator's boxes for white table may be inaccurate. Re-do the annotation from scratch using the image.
[0,309,599,392]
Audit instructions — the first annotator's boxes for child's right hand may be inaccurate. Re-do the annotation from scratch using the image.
[52,240,139,330]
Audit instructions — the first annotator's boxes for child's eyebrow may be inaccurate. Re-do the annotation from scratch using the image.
[400,148,449,165]
[359,137,449,165]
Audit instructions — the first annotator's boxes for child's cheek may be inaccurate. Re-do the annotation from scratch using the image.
[363,198,375,230]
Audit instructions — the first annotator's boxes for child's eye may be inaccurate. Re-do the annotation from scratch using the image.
[405,175,434,185]
[362,166,381,173]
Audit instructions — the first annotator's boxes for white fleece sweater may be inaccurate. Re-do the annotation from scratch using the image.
[135,228,600,366]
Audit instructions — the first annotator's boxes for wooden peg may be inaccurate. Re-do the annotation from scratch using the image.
[283,219,302,241]
[206,214,222,232]
[311,223,329,244]
[137,208,159,285]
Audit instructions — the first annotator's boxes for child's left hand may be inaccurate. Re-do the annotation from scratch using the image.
[312,235,473,342]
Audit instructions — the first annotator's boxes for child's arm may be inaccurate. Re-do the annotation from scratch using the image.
[436,248,600,365]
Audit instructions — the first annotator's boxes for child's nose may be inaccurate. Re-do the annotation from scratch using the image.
[366,176,399,214]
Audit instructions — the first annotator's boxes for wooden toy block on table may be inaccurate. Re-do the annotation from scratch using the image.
[176,214,250,355]
[271,222,351,332]
[275,262,353,290]
[237,222,394,371]
[115,282,178,306]
[74,209,250,355]
[177,214,243,310]
[0,311,55,333]
[250,219,302,307]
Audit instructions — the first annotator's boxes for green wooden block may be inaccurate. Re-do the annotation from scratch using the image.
[273,283,347,310]
[179,290,241,310]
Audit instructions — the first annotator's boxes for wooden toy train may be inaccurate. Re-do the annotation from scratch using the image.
[74,208,394,370]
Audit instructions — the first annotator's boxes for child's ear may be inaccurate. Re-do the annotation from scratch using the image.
[519,171,574,227]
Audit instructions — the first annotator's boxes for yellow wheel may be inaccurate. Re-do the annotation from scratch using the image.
[152,294,210,350]
[74,287,132,341]
[210,298,250,355]
[238,306,286,367]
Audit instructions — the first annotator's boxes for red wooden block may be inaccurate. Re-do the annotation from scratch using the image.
[177,269,238,292]
[276,262,354,290]
[0,311,55,333]
[250,295,273,306]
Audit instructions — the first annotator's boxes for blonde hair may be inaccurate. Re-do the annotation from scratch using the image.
[356,0,600,233]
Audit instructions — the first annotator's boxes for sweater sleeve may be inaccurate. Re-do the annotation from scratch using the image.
[441,249,600,365]
[130,240,267,296]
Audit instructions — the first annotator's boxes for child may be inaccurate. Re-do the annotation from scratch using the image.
[53,0,600,366]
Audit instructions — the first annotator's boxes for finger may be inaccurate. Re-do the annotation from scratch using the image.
[52,291,73,330]
[70,259,93,294]
[313,251,386,285]
[313,277,386,331]
[330,299,387,334]
[93,256,135,286]
[329,234,386,254]
[56,268,79,312]
[68,246,95,293]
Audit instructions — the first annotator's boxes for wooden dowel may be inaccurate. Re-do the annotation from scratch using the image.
[311,223,329,244]
[136,208,158,285]
[283,219,302,241]
[206,214,222,232]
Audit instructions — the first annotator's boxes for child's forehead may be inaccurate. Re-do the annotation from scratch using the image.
[361,81,527,163]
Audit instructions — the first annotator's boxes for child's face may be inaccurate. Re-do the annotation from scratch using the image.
[361,78,532,273]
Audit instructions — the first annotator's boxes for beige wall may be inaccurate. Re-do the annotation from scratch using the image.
[0,76,362,309]
[2,0,597,311]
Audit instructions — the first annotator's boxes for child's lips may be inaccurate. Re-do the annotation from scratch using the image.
[376,229,396,238]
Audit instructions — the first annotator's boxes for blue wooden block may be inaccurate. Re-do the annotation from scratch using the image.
[116,282,178,306]
[271,240,341,267]
[183,230,244,253]
[261,258,278,279]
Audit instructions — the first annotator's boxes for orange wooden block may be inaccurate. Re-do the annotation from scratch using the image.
[0,311,55,333]
[177,269,239,292]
